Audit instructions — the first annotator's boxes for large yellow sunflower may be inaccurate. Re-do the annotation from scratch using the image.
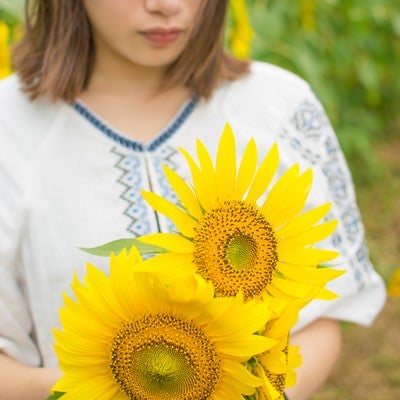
[138,124,343,305]
[52,249,276,400]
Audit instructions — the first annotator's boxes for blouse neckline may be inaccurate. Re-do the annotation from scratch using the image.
[72,96,198,152]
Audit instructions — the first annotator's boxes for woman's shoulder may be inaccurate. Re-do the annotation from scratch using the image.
[202,61,317,138]
[248,60,311,90]
[0,74,64,153]
[221,61,311,101]
[0,74,58,124]
[0,74,35,118]
[210,61,314,122]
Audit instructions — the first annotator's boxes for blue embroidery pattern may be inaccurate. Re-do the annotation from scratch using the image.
[147,99,197,152]
[73,97,197,152]
[111,145,182,235]
[111,147,151,236]
[291,100,325,140]
[73,97,197,235]
[281,98,373,289]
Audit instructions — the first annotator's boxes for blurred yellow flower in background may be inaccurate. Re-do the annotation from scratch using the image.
[229,0,254,59]
[387,267,400,297]
[0,21,11,79]
[300,0,316,32]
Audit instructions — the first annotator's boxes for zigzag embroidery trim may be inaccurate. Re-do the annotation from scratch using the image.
[111,147,151,236]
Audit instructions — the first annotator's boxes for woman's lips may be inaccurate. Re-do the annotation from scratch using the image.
[140,28,183,45]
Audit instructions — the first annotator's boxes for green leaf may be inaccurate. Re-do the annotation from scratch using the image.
[45,392,65,400]
[79,238,167,257]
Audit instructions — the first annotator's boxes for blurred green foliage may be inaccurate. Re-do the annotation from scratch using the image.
[0,8,20,28]
[248,0,399,184]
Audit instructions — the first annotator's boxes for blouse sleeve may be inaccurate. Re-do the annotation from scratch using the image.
[278,85,387,332]
[0,122,41,366]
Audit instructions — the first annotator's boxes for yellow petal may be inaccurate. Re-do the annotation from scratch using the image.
[54,376,120,400]
[267,284,295,301]
[196,138,217,196]
[278,247,339,265]
[266,311,299,339]
[223,360,263,391]
[137,232,194,253]
[245,143,279,203]
[216,384,251,400]
[235,137,258,198]
[109,251,151,316]
[217,335,276,359]
[287,345,302,369]
[209,297,273,339]
[71,267,124,325]
[285,348,301,386]
[216,123,237,200]
[163,165,202,219]
[254,365,281,400]
[314,287,340,300]
[276,203,332,238]
[272,276,318,298]
[140,190,197,237]
[260,350,287,374]
[277,262,345,284]
[278,220,338,248]
[57,298,113,338]
[262,168,312,228]
[179,147,216,209]
[133,252,195,282]
[260,163,301,217]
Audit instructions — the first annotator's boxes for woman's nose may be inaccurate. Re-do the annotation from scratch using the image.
[144,0,183,17]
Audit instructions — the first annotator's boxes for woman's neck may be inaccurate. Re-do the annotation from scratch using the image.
[87,51,166,101]
[78,58,192,144]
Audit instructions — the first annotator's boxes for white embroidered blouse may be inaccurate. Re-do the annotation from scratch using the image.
[0,62,386,367]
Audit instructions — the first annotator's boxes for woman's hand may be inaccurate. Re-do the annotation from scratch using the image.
[285,318,342,400]
[0,352,62,400]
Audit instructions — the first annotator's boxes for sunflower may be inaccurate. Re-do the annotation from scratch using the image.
[253,302,303,400]
[52,249,276,400]
[138,123,343,305]
[254,340,301,400]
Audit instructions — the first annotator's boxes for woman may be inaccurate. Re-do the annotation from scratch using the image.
[0,1,386,399]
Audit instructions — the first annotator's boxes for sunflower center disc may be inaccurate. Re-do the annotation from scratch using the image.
[135,344,192,392]
[110,313,220,400]
[194,200,278,298]
[226,234,257,271]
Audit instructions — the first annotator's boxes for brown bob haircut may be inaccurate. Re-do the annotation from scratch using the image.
[13,0,249,102]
